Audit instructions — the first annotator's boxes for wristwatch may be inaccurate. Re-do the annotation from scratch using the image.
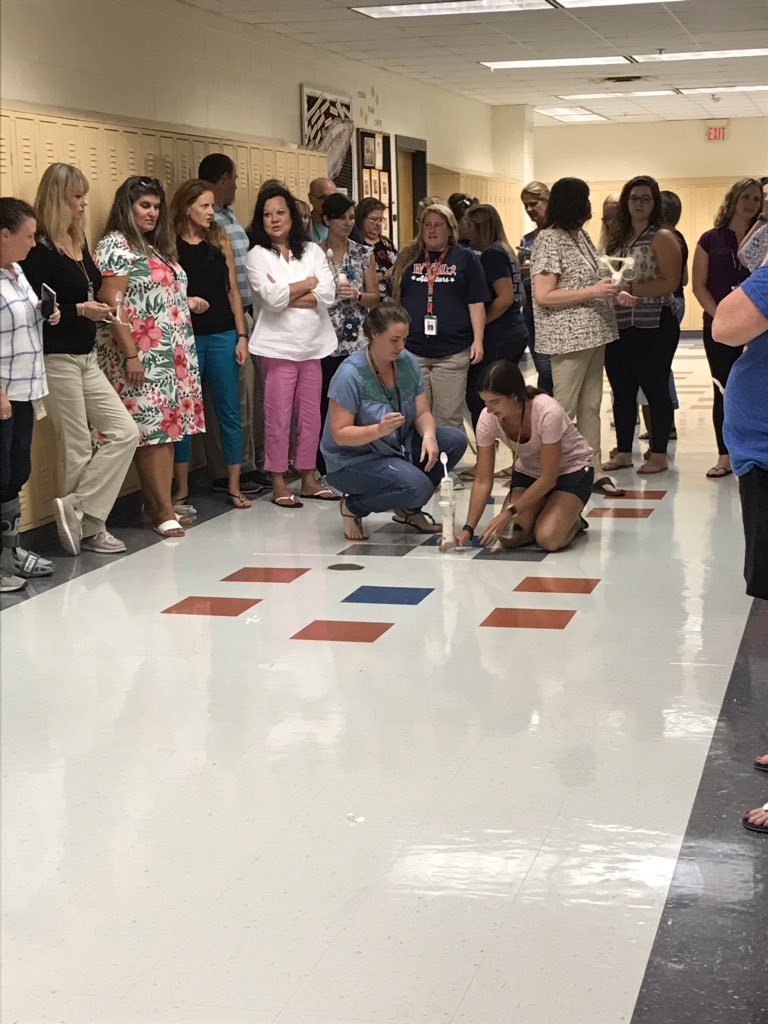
[237,333,248,340]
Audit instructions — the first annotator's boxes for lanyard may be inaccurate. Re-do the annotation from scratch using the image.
[503,400,525,480]
[424,247,449,316]
[366,348,405,454]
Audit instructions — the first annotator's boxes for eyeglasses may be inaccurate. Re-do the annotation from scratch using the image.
[628,195,654,204]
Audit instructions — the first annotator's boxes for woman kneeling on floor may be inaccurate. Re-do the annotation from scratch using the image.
[321,301,467,541]
[456,360,593,551]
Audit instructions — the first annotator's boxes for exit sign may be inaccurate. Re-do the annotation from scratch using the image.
[705,125,727,142]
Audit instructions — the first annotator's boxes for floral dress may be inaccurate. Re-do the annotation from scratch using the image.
[327,239,373,357]
[94,232,204,446]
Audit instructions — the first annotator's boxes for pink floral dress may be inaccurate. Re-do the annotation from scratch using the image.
[94,232,204,446]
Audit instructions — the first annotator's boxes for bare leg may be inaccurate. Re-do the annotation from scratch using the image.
[499,487,543,549]
[173,462,190,502]
[135,444,178,528]
[226,465,251,508]
[533,491,586,552]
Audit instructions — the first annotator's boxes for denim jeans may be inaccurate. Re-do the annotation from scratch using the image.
[175,331,242,466]
[327,427,467,518]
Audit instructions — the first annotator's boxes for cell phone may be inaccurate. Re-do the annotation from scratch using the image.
[41,283,56,318]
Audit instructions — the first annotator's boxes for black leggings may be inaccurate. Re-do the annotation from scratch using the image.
[703,319,744,456]
[605,307,680,456]
[0,400,34,503]
[316,353,347,476]
[466,317,529,430]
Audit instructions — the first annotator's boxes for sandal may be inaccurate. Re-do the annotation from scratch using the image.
[592,476,626,497]
[392,509,442,534]
[227,492,252,509]
[458,468,476,482]
[300,488,341,501]
[271,495,303,509]
[172,495,197,517]
[706,465,732,479]
[637,460,667,475]
[742,803,768,834]
[7,546,55,578]
[154,519,185,538]
[494,466,513,479]
[602,456,633,472]
[340,499,368,541]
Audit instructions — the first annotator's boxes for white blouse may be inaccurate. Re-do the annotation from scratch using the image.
[246,241,337,360]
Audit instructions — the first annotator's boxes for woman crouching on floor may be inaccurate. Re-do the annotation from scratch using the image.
[321,301,467,541]
[456,360,594,551]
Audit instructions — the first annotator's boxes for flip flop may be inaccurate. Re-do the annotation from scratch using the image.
[592,476,626,497]
[154,519,185,538]
[706,466,733,479]
[493,467,513,479]
[300,488,341,501]
[458,469,476,481]
[392,510,441,534]
[754,757,768,773]
[741,804,768,833]
[271,496,304,509]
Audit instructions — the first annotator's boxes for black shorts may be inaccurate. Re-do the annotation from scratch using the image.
[738,466,768,600]
[511,466,594,508]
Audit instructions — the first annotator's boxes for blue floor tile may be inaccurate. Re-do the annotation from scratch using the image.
[342,585,434,606]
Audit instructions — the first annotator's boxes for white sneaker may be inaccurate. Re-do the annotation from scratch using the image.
[448,471,465,491]
[0,569,27,592]
[53,496,83,555]
[81,530,126,554]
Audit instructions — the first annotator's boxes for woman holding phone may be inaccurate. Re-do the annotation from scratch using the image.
[1,198,61,591]
[22,163,139,556]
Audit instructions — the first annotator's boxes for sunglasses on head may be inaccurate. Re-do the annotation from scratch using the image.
[135,176,162,190]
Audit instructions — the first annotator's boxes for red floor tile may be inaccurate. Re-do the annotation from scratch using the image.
[292,620,394,643]
[222,567,311,584]
[481,608,576,629]
[163,596,261,617]
[588,508,654,518]
[514,577,600,594]
[603,489,666,500]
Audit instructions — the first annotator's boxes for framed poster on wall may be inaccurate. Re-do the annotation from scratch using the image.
[301,85,355,193]
[374,133,384,169]
[379,171,389,206]
[362,169,372,197]
[363,136,376,168]
[371,171,380,199]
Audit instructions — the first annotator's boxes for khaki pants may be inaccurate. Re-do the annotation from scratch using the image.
[43,351,140,534]
[416,349,471,430]
[550,345,605,471]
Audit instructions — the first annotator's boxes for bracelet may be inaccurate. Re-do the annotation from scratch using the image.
[237,333,248,340]
[76,303,83,317]
[423,434,437,441]
[462,523,475,539]
[125,352,139,360]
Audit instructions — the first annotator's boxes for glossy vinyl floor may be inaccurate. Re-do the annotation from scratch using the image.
[2,341,766,1024]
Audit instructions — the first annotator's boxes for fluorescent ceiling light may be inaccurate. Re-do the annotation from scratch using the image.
[560,0,685,5]
[352,0,550,16]
[536,106,607,121]
[483,56,630,69]
[559,90,675,98]
[633,49,768,62]
[680,85,768,94]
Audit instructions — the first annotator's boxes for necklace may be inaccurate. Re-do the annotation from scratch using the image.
[501,400,526,476]
[60,239,95,301]
[366,347,405,456]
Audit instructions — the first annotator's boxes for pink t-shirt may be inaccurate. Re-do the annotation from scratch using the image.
[475,394,593,478]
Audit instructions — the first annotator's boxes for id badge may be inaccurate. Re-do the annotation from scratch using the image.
[424,314,438,336]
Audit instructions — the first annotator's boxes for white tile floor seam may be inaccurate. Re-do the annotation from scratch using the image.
[1,341,757,1024]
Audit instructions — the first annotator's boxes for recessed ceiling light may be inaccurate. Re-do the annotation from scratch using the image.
[633,48,768,62]
[352,0,550,16]
[536,106,607,121]
[483,56,630,69]
[559,90,675,98]
[680,85,768,94]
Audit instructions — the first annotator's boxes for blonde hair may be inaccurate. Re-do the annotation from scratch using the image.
[714,177,762,230]
[520,181,550,201]
[393,203,458,301]
[170,178,227,253]
[33,162,89,252]
[466,203,513,256]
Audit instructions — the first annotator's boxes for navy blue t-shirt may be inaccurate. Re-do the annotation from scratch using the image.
[723,264,768,476]
[481,244,525,345]
[402,244,490,359]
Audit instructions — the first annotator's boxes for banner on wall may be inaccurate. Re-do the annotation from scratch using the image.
[301,85,355,193]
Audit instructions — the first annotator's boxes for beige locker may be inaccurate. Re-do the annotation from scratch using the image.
[297,153,310,200]
[122,129,141,179]
[261,147,276,183]
[13,115,39,201]
[176,135,195,184]
[0,113,16,194]
[248,145,263,194]
[282,150,299,193]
